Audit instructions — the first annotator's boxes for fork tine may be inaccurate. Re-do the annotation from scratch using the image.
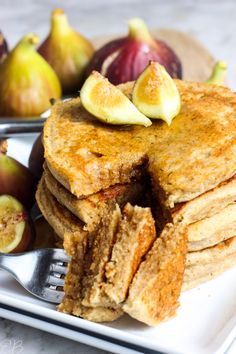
[52,249,71,263]
[50,264,68,275]
[42,288,65,303]
[47,275,65,287]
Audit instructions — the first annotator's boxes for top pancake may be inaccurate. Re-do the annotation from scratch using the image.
[44,80,236,208]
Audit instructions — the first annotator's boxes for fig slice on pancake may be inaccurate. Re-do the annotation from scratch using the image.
[132,61,181,125]
[80,71,152,127]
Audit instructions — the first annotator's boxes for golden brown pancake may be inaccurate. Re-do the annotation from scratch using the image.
[162,174,236,224]
[44,163,145,230]
[183,236,236,291]
[44,80,236,209]
[36,176,87,241]
[155,199,236,251]
[36,177,123,321]
[59,228,123,322]
[105,203,156,305]
[123,223,188,326]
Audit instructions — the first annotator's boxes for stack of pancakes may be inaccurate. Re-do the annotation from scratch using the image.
[36,79,236,326]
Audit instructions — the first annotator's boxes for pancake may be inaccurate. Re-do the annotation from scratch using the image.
[36,179,236,323]
[44,163,145,230]
[163,174,236,224]
[187,203,236,251]
[81,205,122,309]
[36,177,123,321]
[123,223,188,326]
[36,176,87,241]
[105,203,156,305]
[155,200,236,251]
[59,229,123,322]
[44,80,236,209]
[183,236,236,291]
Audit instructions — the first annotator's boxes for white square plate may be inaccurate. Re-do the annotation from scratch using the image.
[1,136,236,354]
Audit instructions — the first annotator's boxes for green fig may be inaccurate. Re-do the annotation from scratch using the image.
[206,61,227,86]
[0,33,62,117]
[38,8,94,93]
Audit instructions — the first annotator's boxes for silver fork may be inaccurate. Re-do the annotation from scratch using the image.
[0,248,70,303]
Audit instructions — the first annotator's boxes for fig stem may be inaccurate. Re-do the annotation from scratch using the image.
[15,34,39,52]
[128,18,154,43]
[206,61,227,85]
[51,8,71,35]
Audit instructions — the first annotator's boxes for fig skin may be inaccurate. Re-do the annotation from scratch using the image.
[0,33,62,117]
[206,61,227,86]
[0,31,8,63]
[38,8,94,93]
[28,133,44,180]
[0,195,35,253]
[0,147,37,209]
[85,18,182,85]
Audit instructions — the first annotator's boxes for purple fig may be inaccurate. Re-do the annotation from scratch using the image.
[0,142,36,209]
[85,17,182,85]
[28,133,44,179]
[0,31,8,63]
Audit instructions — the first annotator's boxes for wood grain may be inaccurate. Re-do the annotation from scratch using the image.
[93,28,215,82]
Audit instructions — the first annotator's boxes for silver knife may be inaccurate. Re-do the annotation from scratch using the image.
[0,118,45,137]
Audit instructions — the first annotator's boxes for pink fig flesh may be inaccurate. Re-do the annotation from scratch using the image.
[0,195,35,253]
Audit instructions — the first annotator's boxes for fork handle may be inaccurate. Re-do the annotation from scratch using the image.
[0,253,20,276]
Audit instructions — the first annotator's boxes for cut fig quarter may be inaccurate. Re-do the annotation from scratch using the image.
[80,71,152,127]
[132,61,181,125]
[0,195,34,253]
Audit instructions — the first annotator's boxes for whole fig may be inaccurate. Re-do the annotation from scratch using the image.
[0,31,8,63]
[28,133,44,179]
[85,18,182,85]
[0,142,36,208]
[206,61,227,86]
[0,33,62,117]
[38,8,94,93]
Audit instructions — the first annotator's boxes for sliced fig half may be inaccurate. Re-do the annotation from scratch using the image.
[0,195,34,253]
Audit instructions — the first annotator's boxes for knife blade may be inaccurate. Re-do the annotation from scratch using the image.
[0,118,45,137]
